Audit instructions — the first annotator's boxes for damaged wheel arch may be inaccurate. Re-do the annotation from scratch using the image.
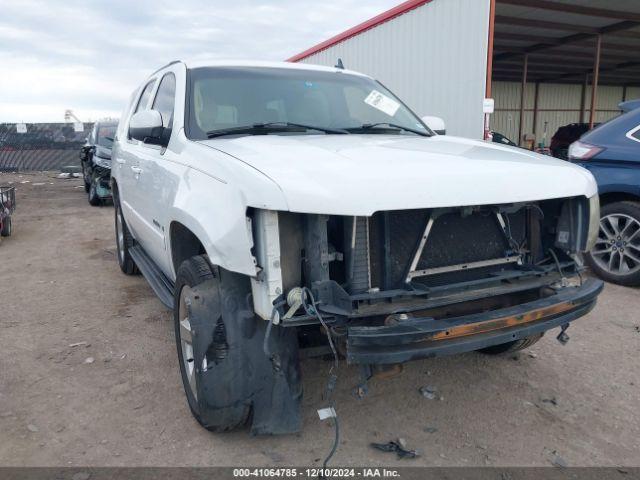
[174,255,302,434]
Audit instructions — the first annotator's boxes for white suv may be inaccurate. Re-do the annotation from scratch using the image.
[112,60,602,435]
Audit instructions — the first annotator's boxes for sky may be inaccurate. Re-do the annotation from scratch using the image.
[0,0,401,123]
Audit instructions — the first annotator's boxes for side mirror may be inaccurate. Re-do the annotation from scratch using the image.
[129,110,165,145]
[421,116,446,135]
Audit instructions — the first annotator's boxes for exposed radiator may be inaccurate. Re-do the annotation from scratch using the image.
[347,216,371,294]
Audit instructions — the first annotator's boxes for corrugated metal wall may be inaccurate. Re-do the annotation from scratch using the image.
[297,0,491,139]
[492,81,632,145]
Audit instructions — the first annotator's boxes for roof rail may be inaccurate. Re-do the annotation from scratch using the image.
[150,60,182,76]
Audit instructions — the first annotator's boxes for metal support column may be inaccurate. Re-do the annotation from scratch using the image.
[532,82,540,138]
[589,34,602,129]
[518,53,528,147]
[484,0,496,140]
[580,74,588,123]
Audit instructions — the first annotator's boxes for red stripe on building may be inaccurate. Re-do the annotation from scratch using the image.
[287,0,434,62]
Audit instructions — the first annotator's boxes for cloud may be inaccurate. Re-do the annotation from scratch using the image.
[0,0,400,122]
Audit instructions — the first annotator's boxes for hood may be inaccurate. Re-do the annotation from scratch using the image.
[198,134,597,216]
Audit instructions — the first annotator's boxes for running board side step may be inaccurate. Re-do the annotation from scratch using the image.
[128,245,175,310]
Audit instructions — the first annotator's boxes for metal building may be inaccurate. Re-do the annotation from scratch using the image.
[289,0,640,146]
[289,0,492,139]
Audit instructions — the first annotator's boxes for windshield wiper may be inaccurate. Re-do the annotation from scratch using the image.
[266,122,349,134]
[345,122,429,137]
[206,122,348,138]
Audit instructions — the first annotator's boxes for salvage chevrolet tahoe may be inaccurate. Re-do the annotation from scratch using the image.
[111,60,603,435]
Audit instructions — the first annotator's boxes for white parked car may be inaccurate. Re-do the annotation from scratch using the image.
[112,60,603,435]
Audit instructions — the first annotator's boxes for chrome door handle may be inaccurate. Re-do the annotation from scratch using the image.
[131,166,143,174]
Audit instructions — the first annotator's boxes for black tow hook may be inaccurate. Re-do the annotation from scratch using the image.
[556,323,570,345]
[354,365,372,399]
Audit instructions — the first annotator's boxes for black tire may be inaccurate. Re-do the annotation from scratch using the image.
[174,256,251,432]
[0,216,11,237]
[88,179,101,206]
[114,198,138,275]
[478,333,543,355]
[585,201,640,287]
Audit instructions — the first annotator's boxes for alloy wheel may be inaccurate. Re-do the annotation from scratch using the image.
[591,213,640,275]
[178,285,198,400]
[116,208,125,264]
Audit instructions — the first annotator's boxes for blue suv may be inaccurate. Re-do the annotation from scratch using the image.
[569,102,640,286]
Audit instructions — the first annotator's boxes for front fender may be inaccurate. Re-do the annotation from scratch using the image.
[579,162,640,197]
[169,171,253,278]
[168,166,286,279]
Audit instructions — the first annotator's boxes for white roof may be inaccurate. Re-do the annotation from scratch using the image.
[180,59,369,78]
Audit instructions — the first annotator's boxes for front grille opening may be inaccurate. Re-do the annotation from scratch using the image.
[365,207,528,289]
[412,287,545,320]
[279,197,582,320]
[348,287,549,327]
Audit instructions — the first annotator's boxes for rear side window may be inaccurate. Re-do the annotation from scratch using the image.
[134,80,156,114]
[631,126,640,142]
[152,73,176,129]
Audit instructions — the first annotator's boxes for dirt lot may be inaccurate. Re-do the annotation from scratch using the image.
[1,171,639,468]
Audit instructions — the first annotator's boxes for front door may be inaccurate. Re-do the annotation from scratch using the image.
[132,71,178,277]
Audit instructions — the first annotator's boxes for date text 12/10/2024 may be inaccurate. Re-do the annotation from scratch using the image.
[233,468,401,478]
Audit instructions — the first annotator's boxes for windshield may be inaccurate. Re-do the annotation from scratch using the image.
[97,125,116,148]
[186,67,431,139]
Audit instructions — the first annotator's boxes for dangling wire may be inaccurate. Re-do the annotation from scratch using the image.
[548,248,565,278]
[263,300,287,367]
[302,287,339,374]
[301,287,340,473]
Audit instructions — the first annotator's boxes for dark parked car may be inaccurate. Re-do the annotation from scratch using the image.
[569,105,640,286]
[551,123,598,160]
[80,121,117,206]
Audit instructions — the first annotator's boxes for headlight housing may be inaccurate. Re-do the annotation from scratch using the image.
[568,141,604,161]
[586,194,600,251]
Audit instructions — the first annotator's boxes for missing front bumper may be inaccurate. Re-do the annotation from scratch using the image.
[346,278,603,364]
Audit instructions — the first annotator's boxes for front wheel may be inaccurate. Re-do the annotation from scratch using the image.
[0,216,11,237]
[88,179,101,206]
[174,255,302,434]
[174,256,251,432]
[114,199,138,275]
[585,201,640,286]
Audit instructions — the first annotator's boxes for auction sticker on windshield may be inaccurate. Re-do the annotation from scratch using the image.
[364,90,400,116]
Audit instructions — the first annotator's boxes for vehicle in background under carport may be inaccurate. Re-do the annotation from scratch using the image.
[551,122,598,160]
[569,105,640,286]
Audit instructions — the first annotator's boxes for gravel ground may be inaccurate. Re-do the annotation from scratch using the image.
[1,172,639,468]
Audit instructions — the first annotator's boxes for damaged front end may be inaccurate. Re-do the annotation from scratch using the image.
[248,194,603,364]
[91,164,113,199]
